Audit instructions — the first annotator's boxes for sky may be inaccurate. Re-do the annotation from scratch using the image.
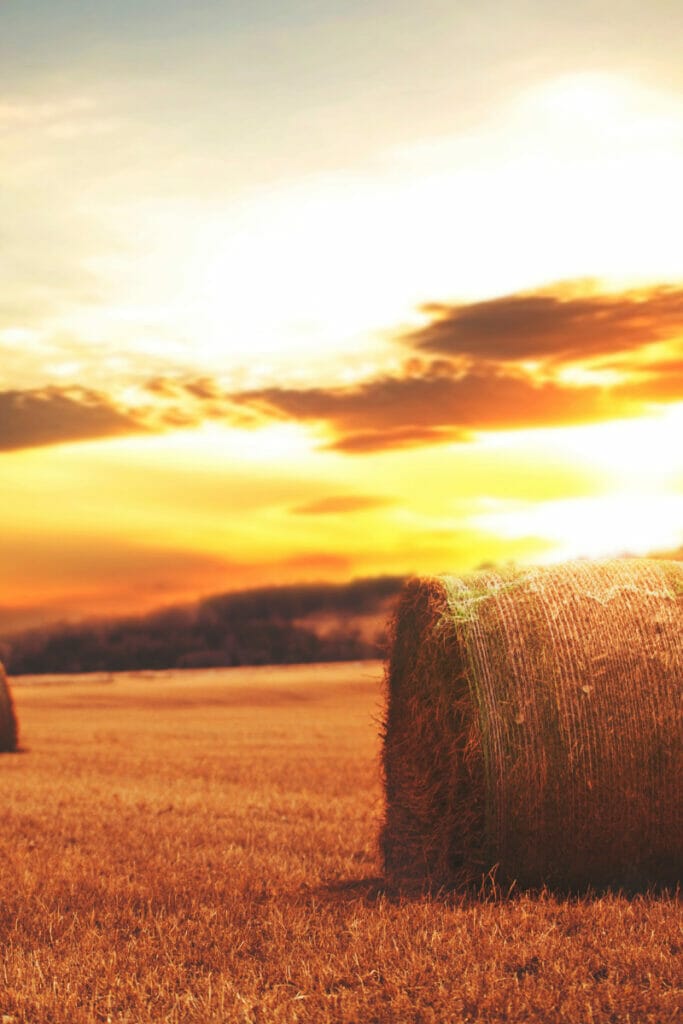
[1,0,682,630]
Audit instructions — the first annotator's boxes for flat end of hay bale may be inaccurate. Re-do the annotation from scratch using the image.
[380,576,488,892]
[0,661,19,753]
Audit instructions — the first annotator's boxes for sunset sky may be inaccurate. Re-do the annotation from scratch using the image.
[2,1,682,630]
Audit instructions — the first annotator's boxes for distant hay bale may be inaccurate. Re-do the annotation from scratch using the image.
[0,661,18,753]
[382,559,683,891]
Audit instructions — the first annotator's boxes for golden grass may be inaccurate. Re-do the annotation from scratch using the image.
[383,559,683,891]
[0,662,680,1023]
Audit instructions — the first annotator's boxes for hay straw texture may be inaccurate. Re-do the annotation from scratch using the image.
[0,661,18,753]
[382,559,682,891]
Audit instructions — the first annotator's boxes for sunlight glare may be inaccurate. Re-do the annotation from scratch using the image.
[551,407,683,487]
[479,406,683,490]
[473,493,683,562]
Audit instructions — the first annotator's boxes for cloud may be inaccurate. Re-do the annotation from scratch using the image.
[145,375,221,401]
[225,282,683,453]
[136,376,262,432]
[292,494,396,515]
[11,282,676,458]
[0,386,147,452]
[621,355,683,403]
[330,426,464,454]
[238,369,639,453]
[406,285,683,364]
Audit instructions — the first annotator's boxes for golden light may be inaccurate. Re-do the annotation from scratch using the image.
[479,405,683,488]
[473,493,683,562]
[470,405,683,560]
[551,406,683,488]
[102,421,318,467]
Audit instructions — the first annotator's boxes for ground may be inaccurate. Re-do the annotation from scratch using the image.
[0,662,680,1023]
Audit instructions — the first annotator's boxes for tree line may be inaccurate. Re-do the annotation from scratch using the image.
[0,576,404,676]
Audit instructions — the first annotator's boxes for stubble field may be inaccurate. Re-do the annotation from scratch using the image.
[1,662,680,1023]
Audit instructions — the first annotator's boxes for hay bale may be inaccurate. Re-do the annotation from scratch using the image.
[0,661,18,753]
[382,558,682,891]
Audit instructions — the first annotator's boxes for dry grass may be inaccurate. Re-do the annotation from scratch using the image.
[383,559,683,891]
[0,662,680,1023]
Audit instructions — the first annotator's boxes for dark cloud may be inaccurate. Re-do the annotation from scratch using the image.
[292,494,396,515]
[0,379,254,454]
[17,282,673,459]
[226,282,683,453]
[407,285,683,363]
[239,369,637,453]
[0,386,146,452]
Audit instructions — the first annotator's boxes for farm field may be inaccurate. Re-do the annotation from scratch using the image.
[1,661,680,1024]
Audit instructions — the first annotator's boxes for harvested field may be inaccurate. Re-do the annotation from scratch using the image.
[0,660,18,752]
[382,559,683,892]
[0,661,680,1023]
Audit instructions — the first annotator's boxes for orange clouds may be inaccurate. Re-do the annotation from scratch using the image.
[240,371,631,453]
[231,283,683,452]
[2,282,682,457]
[0,386,145,452]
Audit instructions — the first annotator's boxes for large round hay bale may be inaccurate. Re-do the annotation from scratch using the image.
[382,558,682,891]
[0,661,18,753]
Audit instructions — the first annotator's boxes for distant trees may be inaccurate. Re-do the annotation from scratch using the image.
[4,550,680,678]
[1,577,404,676]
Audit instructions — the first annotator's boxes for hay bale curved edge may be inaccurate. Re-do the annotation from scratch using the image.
[381,558,683,892]
[0,661,19,753]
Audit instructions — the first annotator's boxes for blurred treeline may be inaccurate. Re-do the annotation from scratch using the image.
[0,577,404,676]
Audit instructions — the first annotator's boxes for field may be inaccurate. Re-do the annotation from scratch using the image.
[1,662,680,1023]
